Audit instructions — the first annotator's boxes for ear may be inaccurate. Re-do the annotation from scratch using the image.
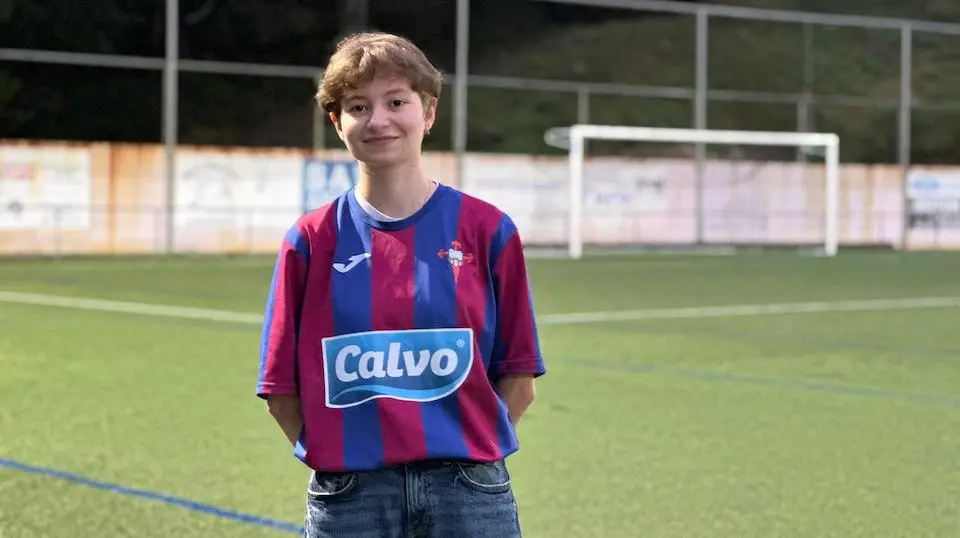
[329,112,345,142]
[423,98,437,133]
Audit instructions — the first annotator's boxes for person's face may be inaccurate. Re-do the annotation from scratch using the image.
[332,74,436,169]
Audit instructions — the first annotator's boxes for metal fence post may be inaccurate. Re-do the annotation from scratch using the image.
[454,0,470,187]
[798,21,814,162]
[694,8,709,244]
[899,24,913,249]
[163,0,179,255]
[576,86,590,125]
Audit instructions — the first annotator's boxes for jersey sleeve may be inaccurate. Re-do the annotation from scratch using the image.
[488,213,546,380]
[256,223,311,399]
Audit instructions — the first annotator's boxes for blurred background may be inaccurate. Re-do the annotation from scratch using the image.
[3,0,960,160]
[2,0,960,257]
[2,0,960,255]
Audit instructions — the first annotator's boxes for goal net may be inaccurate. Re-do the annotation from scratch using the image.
[463,125,842,260]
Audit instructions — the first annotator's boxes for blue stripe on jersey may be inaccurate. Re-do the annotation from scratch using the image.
[488,213,514,268]
[332,193,384,470]
[257,225,309,392]
[488,214,515,371]
[413,189,469,460]
[287,224,311,262]
[257,257,281,392]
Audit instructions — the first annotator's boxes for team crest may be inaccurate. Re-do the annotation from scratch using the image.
[438,240,473,282]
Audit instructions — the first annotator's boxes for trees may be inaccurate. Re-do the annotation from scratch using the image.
[1,0,958,163]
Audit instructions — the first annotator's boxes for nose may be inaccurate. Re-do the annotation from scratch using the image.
[367,103,391,128]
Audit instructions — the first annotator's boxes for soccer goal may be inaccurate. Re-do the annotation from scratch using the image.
[542,124,841,260]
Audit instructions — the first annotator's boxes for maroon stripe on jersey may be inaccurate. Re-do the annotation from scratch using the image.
[298,204,345,471]
[453,197,506,461]
[370,227,428,466]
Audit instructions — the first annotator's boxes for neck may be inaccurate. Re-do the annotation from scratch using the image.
[356,160,435,219]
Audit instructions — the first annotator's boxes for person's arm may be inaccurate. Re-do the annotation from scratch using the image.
[257,224,310,446]
[267,395,304,446]
[488,214,546,426]
[497,374,537,426]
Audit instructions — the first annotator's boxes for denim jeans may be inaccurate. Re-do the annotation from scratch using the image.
[303,459,522,538]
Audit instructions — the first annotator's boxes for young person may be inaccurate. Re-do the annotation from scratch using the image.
[256,32,546,537]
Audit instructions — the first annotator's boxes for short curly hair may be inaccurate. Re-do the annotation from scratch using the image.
[316,32,443,119]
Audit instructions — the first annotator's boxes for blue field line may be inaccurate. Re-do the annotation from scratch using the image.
[0,458,303,535]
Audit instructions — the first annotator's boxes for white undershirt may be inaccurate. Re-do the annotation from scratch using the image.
[353,182,439,222]
[354,189,402,222]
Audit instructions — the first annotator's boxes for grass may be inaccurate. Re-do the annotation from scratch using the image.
[1,250,959,537]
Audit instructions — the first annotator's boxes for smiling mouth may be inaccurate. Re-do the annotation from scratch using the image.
[363,136,399,143]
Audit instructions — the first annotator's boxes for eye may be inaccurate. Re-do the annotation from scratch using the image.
[391,99,408,108]
[346,104,366,113]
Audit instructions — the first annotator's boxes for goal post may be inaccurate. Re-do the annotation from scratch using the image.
[543,125,841,260]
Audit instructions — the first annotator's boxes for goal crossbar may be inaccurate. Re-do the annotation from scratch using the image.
[544,125,839,148]
[544,124,841,260]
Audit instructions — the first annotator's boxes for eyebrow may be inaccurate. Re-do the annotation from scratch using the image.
[344,88,412,101]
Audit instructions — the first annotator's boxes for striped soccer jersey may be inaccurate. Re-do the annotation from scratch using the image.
[257,183,546,472]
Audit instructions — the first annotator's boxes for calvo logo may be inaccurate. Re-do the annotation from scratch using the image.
[321,328,474,408]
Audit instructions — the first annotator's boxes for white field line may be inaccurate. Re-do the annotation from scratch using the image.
[0,291,263,324]
[1,291,959,327]
[536,296,960,324]
[0,258,278,271]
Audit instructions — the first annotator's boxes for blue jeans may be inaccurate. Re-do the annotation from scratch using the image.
[303,459,523,538]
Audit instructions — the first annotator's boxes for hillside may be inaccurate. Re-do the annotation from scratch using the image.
[2,0,959,164]
[459,15,960,164]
